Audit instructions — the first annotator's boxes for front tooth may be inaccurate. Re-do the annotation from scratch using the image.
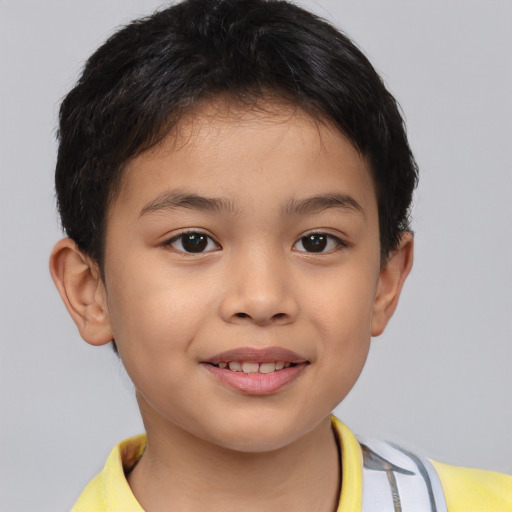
[229,361,242,371]
[242,362,259,373]
[259,362,276,374]
[275,361,285,370]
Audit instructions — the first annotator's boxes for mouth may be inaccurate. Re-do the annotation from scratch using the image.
[207,361,299,374]
[201,347,309,394]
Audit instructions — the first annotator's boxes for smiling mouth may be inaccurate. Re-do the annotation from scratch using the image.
[207,361,298,374]
[202,347,309,394]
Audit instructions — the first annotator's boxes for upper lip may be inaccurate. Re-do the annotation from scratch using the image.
[203,346,308,364]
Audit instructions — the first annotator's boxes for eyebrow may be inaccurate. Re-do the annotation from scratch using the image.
[283,193,364,217]
[139,190,236,217]
[139,190,364,218]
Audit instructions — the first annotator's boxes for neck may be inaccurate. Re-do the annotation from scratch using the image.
[128,409,340,512]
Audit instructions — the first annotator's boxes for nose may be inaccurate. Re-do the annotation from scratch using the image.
[218,249,299,326]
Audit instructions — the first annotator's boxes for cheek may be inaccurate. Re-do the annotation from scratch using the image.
[310,287,374,408]
[104,267,210,407]
[104,258,215,357]
[307,263,379,339]
[302,256,378,391]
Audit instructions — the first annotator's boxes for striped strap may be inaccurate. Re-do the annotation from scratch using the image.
[357,437,447,512]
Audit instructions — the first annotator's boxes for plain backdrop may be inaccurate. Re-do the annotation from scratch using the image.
[1,1,511,510]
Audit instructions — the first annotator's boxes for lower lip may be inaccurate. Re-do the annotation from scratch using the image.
[202,363,308,395]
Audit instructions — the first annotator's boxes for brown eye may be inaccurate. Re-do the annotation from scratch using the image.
[168,232,219,253]
[293,233,343,253]
[302,234,327,252]
[181,233,207,252]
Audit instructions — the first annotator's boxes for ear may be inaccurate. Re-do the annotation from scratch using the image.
[49,238,113,346]
[371,232,414,336]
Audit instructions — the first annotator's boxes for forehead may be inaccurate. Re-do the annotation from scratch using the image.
[114,99,376,218]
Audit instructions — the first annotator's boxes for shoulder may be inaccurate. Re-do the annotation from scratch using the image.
[331,416,512,512]
[72,473,106,512]
[431,459,512,512]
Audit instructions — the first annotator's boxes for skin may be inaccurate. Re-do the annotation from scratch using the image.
[50,101,413,512]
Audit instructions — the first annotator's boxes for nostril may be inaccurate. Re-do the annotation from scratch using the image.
[235,312,249,319]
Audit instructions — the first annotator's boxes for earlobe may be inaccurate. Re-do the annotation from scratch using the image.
[371,232,414,337]
[49,238,113,346]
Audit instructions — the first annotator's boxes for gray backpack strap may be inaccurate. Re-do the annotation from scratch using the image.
[357,437,447,512]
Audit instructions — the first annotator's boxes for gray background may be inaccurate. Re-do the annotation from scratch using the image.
[1,1,511,510]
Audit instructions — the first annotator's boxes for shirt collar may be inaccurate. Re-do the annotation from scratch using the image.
[97,417,361,512]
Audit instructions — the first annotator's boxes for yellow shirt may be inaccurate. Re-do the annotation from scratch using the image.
[73,417,512,511]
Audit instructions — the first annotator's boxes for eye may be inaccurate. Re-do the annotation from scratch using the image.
[293,233,344,253]
[167,232,220,254]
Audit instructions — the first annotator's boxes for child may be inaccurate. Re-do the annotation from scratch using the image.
[49,0,512,510]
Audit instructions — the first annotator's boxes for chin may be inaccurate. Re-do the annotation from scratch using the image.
[202,411,322,454]
[214,432,299,454]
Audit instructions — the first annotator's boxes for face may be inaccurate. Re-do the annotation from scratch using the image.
[102,102,382,452]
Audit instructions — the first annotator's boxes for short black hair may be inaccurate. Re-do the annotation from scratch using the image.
[56,0,418,266]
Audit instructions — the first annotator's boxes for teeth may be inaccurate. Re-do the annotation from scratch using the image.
[218,361,296,373]
[259,362,276,374]
[242,362,260,373]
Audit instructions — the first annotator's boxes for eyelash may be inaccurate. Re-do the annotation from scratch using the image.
[292,232,346,254]
[164,230,346,255]
[165,230,221,254]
